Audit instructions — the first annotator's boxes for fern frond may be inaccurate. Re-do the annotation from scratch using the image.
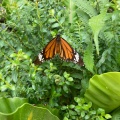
[98,0,109,13]
[114,47,120,66]
[96,49,110,67]
[73,0,97,17]
[83,41,94,73]
[89,13,106,55]
[103,31,114,42]
[76,8,90,25]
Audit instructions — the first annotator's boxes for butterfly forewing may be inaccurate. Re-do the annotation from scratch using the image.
[43,38,56,59]
[44,38,55,52]
[60,38,74,60]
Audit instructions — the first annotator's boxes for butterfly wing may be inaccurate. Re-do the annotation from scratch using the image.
[34,37,57,64]
[60,38,84,66]
[43,37,56,60]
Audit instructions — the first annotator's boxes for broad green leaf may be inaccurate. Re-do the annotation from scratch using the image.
[0,97,28,113]
[85,72,120,113]
[0,97,59,120]
[0,103,60,120]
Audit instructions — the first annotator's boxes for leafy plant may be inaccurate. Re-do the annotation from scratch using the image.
[61,97,111,120]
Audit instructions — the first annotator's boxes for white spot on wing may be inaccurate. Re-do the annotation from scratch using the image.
[38,51,44,62]
[74,51,79,63]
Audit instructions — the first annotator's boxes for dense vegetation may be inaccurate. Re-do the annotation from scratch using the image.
[0,0,120,119]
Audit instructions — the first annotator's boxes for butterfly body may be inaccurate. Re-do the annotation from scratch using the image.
[34,35,84,66]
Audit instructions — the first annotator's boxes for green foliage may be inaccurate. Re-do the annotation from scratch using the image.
[0,49,83,106]
[111,106,120,120]
[63,0,77,24]
[61,97,111,120]
[0,0,120,119]
[73,0,97,17]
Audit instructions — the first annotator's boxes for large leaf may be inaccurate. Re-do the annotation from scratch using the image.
[0,97,28,113]
[0,97,59,120]
[85,72,120,113]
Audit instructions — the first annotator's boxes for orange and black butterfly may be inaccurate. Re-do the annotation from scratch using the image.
[34,35,84,66]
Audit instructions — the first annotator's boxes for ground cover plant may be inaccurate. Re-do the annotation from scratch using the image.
[0,0,120,119]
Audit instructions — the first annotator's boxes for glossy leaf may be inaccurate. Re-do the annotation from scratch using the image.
[0,97,59,120]
[85,72,120,113]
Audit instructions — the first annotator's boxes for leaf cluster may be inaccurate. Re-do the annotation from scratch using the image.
[61,97,111,120]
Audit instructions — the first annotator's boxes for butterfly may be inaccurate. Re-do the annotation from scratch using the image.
[34,34,84,66]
